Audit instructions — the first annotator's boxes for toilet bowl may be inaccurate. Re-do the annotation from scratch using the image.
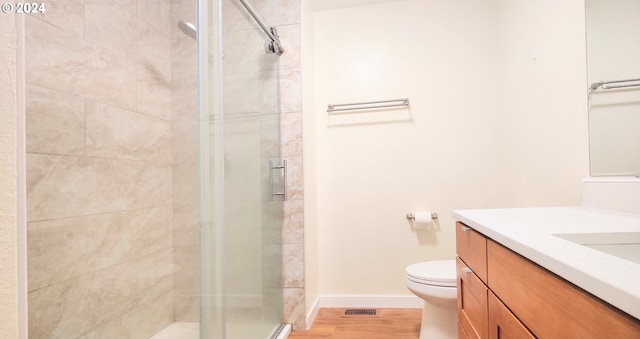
[406,260,457,339]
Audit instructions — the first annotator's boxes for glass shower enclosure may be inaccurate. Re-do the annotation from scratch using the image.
[22,0,285,337]
[199,0,286,338]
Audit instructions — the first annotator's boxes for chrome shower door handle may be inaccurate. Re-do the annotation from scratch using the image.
[269,159,287,201]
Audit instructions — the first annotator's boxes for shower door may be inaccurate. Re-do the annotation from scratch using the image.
[199,0,284,338]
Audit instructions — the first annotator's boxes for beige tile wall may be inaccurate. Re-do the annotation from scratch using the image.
[253,0,306,330]
[222,0,305,330]
[170,0,200,322]
[25,1,176,338]
[25,0,303,335]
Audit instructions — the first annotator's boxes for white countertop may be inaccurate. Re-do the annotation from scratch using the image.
[452,206,640,320]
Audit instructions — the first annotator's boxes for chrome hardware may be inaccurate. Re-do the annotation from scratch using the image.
[461,226,471,232]
[328,98,410,113]
[238,0,284,55]
[590,77,640,92]
[462,267,473,274]
[405,212,438,221]
[269,160,287,201]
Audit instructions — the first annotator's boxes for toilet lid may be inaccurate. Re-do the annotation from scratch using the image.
[406,260,456,287]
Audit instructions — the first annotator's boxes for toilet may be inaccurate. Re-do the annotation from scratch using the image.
[406,260,457,339]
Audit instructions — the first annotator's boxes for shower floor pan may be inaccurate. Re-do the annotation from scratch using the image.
[150,322,291,339]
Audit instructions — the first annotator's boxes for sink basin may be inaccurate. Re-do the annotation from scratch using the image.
[554,232,640,264]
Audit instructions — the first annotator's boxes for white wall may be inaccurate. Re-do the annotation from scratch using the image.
[313,0,505,296]
[301,0,320,322]
[308,0,589,298]
[0,11,20,339]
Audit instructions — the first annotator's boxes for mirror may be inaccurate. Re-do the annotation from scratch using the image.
[585,0,640,176]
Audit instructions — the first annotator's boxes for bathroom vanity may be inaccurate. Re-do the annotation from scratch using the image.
[453,207,640,339]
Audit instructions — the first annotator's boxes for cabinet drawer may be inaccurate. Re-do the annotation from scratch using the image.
[488,290,535,339]
[457,257,488,339]
[456,222,487,283]
[487,239,640,339]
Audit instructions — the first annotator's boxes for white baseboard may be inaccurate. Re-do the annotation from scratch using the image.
[317,295,423,309]
[306,297,320,331]
[305,294,423,329]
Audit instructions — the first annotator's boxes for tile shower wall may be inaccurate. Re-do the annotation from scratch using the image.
[169,0,304,327]
[25,0,303,336]
[252,0,306,330]
[170,0,200,322]
[25,1,175,338]
[221,0,305,330]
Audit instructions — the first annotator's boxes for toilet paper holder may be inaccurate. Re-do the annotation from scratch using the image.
[406,212,438,221]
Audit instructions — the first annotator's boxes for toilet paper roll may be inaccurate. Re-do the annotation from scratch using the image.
[413,211,433,230]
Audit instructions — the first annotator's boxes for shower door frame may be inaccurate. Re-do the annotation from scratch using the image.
[197,0,286,338]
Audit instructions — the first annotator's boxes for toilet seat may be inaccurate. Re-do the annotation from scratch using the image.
[405,259,458,339]
[406,260,456,287]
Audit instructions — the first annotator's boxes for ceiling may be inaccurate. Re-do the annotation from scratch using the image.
[311,0,407,11]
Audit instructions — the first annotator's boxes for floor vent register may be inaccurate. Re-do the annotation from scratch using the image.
[344,309,377,316]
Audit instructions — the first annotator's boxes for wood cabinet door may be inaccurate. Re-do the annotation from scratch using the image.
[459,321,470,339]
[457,257,488,339]
[456,222,488,283]
[487,239,640,339]
[488,291,535,339]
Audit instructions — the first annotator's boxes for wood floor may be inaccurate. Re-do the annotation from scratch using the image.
[289,308,422,339]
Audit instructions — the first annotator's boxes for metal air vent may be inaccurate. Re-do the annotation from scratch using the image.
[344,309,377,316]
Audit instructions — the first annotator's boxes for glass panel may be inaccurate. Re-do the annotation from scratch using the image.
[199,0,225,337]
[200,0,283,338]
